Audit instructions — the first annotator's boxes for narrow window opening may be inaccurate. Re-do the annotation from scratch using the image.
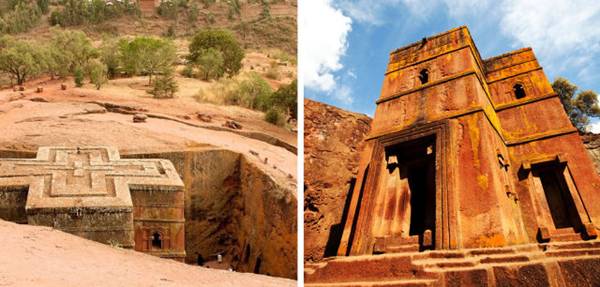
[514,84,526,99]
[151,232,162,249]
[418,69,429,84]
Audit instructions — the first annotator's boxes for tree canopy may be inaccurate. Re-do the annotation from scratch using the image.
[119,36,177,84]
[0,36,45,85]
[552,77,600,132]
[189,28,244,77]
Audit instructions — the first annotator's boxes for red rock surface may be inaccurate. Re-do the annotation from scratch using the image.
[0,219,295,287]
[303,99,371,262]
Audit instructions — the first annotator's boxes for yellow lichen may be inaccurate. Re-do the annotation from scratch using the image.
[477,174,488,190]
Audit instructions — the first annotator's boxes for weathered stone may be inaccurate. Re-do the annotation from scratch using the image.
[305,25,600,286]
[133,113,148,123]
[196,113,212,122]
[36,86,43,93]
[223,120,242,129]
[0,146,185,261]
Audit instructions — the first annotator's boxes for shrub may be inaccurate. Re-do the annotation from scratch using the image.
[205,12,215,25]
[150,72,178,98]
[195,48,224,80]
[187,2,199,25]
[265,108,284,126]
[272,79,297,119]
[181,64,194,78]
[88,59,107,90]
[229,72,272,110]
[189,29,244,77]
[99,36,121,79]
[74,67,84,87]
[157,0,178,19]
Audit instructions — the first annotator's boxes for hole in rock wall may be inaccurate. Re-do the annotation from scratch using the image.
[152,232,162,249]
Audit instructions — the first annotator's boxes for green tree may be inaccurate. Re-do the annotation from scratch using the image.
[195,48,224,80]
[119,36,177,84]
[0,2,41,34]
[0,36,46,85]
[189,29,244,77]
[99,36,122,79]
[88,59,108,90]
[552,77,600,132]
[49,29,97,76]
[272,79,297,119]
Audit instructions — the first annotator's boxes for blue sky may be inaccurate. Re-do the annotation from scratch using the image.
[300,0,600,131]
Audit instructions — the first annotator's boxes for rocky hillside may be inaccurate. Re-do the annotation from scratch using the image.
[0,219,295,287]
[581,132,600,174]
[303,99,372,262]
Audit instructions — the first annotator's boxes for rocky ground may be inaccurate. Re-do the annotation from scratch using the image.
[0,67,297,283]
[303,99,371,262]
[0,219,295,287]
[0,77,296,190]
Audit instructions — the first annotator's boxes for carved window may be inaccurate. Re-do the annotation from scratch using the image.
[151,232,162,249]
[513,83,526,99]
[418,69,429,85]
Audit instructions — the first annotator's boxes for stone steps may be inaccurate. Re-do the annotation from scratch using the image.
[545,247,600,257]
[305,278,439,287]
[304,254,437,283]
[305,239,600,286]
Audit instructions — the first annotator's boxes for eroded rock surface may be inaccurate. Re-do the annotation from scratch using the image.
[303,99,371,262]
[582,132,600,174]
[0,219,295,287]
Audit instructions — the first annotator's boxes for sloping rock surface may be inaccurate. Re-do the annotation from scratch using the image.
[303,99,372,262]
[0,219,295,287]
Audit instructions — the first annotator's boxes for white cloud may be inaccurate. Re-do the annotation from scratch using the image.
[301,0,352,92]
[333,85,354,105]
[336,0,438,25]
[500,0,600,58]
[589,120,600,134]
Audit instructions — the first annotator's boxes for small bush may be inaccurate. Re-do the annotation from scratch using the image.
[88,59,107,90]
[181,65,194,78]
[74,68,84,87]
[157,0,178,19]
[150,73,178,98]
[265,108,284,126]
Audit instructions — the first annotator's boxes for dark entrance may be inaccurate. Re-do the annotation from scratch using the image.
[387,135,436,250]
[533,163,582,230]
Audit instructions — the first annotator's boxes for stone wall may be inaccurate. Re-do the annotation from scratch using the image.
[128,148,297,279]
